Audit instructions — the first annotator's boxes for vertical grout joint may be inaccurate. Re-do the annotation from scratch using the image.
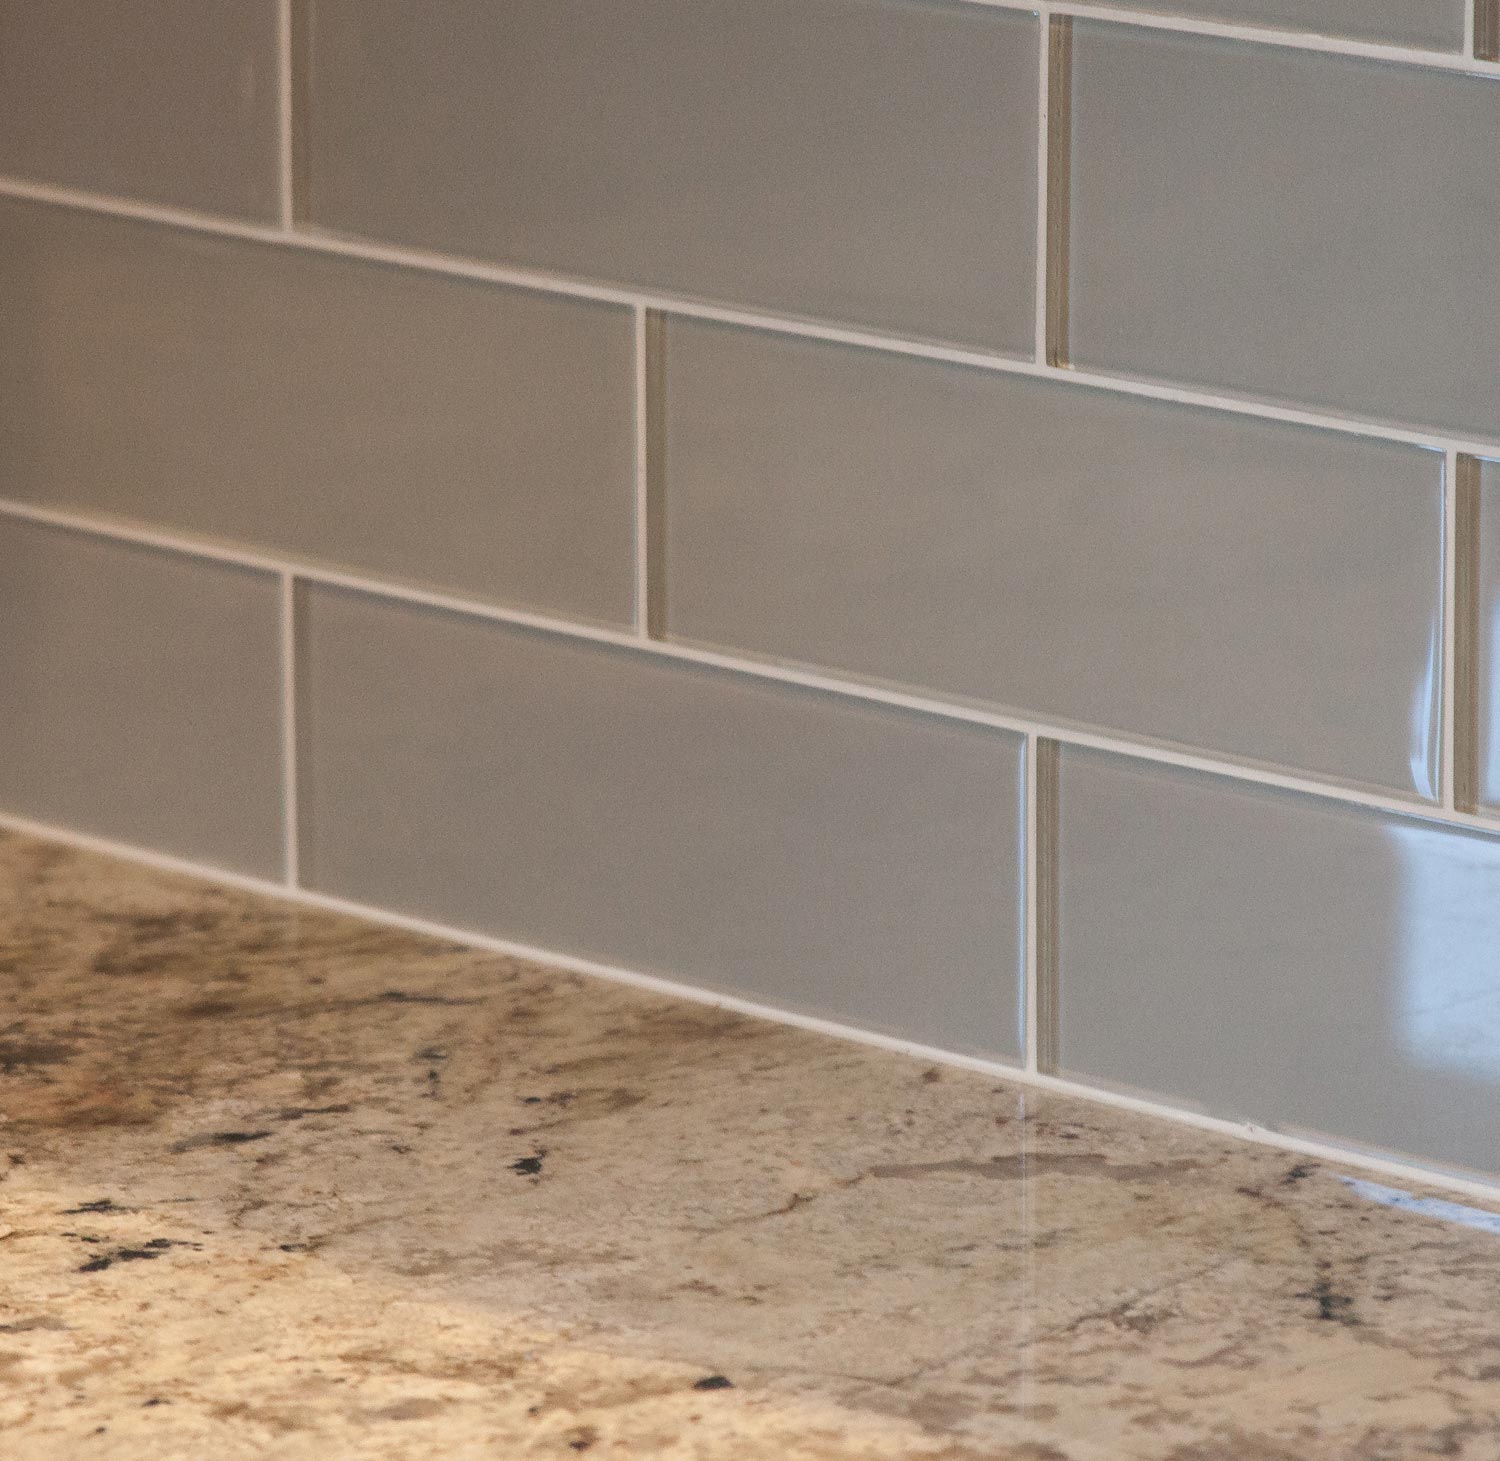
[1033,738,1062,1074]
[280,574,306,889]
[1477,0,1500,61]
[642,310,669,640]
[1044,16,1073,370]
[285,0,313,227]
[1453,455,1482,814]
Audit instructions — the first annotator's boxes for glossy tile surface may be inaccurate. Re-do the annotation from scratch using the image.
[299,586,1024,1057]
[300,0,1038,351]
[5,830,1500,1458]
[1085,0,1463,47]
[0,0,279,219]
[0,199,636,625]
[1068,26,1500,438]
[1475,459,1500,811]
[1054,746,1500,1178]
[0,521,282,877]
[662,319,1442,795]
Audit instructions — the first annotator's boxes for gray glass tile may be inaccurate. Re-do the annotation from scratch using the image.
[299,0,1038,352]
[0,0,280,219]
[1069,25,1500,439]
[300,585,1025,1057]
[0,198,636,626]
[0,518,284,876]
[662,320,1442,797]
[1055,746,1500,1179]
[1082,0,1461,49]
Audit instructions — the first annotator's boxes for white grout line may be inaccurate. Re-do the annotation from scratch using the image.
[1023,733,1040,1073]
[278,572,300,888]
[4,174,1499,462]
[6,489,1500,841]
[1032,7,1051,365]
[966,0,1500,76]
[1443,449,1460,810]
[633,306,651,638]
[4,804,1500,1206]
[276,0,295,230]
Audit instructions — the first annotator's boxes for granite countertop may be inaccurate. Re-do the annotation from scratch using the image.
[2,829,1499,1459]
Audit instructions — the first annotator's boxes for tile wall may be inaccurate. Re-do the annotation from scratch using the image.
[4,0,1500,1183]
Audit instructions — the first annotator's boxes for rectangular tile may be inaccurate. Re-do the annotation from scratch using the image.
[300,585,1025,1057]
[661,319,1442,797]
[1053,747,1500,1179]
[0,0,280,219]
[1068,25,1500,439]
[1475,459,1500,811]
[0,519,283,877]
[0,198,636,626]
[1082,0,1462,48]
[299,0,1038,352]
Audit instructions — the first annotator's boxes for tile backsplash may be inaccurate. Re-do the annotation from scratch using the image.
[0,517,284,876]
[1067,23,1500,437]
[1096,0,1465,49]
[659,317,1443,797]
[4,0,1500,1186]
[300,583,1025,1058]
[0,198,638,625]
[1049,747,1500,1177]
[0,0,281,220]
[298,0,1041,352]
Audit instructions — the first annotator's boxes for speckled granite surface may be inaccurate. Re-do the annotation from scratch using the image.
[3,829,1500,1459]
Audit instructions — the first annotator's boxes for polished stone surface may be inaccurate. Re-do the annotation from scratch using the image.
[3,829,1500,1459]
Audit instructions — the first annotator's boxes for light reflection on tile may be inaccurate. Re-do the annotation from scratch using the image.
[1055,746,1500,1178]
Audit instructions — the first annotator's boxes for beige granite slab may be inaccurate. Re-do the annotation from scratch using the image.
[2,828,1499,1458]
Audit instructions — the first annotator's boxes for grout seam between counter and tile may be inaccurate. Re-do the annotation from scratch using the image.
[4,802,1499,1206]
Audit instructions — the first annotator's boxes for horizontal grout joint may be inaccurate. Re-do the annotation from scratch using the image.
[3,176,1500,460]
[3,491,1499,844]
